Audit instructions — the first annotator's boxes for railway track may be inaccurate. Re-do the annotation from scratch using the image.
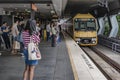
[90,47,120,73]
[81,46,120,80]
[98,36,120,53]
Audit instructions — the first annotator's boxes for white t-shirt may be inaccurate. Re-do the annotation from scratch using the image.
[46,24,51,32]
[36,26,40,32]
[12,23,19,37]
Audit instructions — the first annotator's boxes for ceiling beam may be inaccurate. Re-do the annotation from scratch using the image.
[52,0,68,17]
[0,0,52,3]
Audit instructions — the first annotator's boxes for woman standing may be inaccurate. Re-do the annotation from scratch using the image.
[11,20,19,54]
[1,21,11,50]
[22,20,40,80]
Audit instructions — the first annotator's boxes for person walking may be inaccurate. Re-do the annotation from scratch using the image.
[22,19,40,80]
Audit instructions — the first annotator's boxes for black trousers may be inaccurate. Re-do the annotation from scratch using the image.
[51,34,56,47]
[20,42,24,53]
[2,34,11,49]
[47,32,50,41]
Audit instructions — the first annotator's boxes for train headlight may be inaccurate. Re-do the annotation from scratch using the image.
[92,38,96,43]
[75,38,80,41]
[92,38,96,41]
[92,41,96,43]
[76,41,79,44]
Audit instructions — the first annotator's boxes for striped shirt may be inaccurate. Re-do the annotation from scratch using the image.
[22,31,40,48]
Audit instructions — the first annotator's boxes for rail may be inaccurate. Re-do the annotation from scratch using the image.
[82,47,120,80]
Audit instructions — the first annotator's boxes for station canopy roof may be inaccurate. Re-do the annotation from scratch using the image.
[0,0,119,19]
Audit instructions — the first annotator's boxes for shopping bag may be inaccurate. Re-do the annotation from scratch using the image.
[28,37,41,60]
[14,41,20,49]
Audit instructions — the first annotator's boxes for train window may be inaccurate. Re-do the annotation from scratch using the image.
[80,22,86,30]
[87,22,96,31]
[74,18,96,31]
[74,21,79,30]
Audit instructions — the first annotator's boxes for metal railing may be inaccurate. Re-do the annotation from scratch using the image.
[98,35,120,53]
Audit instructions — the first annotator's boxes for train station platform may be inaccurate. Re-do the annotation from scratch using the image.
[0,32,107,80]
[0,34,74,80]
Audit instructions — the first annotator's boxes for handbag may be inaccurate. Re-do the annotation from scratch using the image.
[28,36,41,60]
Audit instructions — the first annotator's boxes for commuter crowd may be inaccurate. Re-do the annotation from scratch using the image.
[0,20,61,55]
[0,19,62,80]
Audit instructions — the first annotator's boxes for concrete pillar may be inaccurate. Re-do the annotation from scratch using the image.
[109,14,119,38]
[31,4,35,20]
[98,17,105,35]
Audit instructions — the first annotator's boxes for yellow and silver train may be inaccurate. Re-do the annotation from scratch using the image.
[66,13,98,46]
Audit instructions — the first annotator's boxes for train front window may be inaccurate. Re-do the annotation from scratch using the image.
[74,20,79,30]
[79,22,86,30]
[87,21,96,31]
[74,19,86,30]
[74,18,96,31]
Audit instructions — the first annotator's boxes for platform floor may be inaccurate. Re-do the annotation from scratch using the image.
[63,32,107,80]
[0,38,74,80]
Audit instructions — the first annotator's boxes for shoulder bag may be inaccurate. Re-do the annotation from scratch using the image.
[28,36,41,60]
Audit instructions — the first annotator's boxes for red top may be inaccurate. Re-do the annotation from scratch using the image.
[22,30,40,48]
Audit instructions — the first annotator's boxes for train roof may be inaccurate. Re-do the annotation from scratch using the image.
[73,13,95,19]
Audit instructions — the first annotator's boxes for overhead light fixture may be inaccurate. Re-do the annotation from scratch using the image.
[51,10,55,14]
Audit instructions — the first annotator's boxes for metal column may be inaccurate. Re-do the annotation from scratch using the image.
[109,14,119,37]
[98,17,105,35]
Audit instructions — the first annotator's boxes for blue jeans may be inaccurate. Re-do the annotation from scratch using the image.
[23,49,38,65]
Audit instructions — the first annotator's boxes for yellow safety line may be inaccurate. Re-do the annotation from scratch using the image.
[63,31,79,80]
